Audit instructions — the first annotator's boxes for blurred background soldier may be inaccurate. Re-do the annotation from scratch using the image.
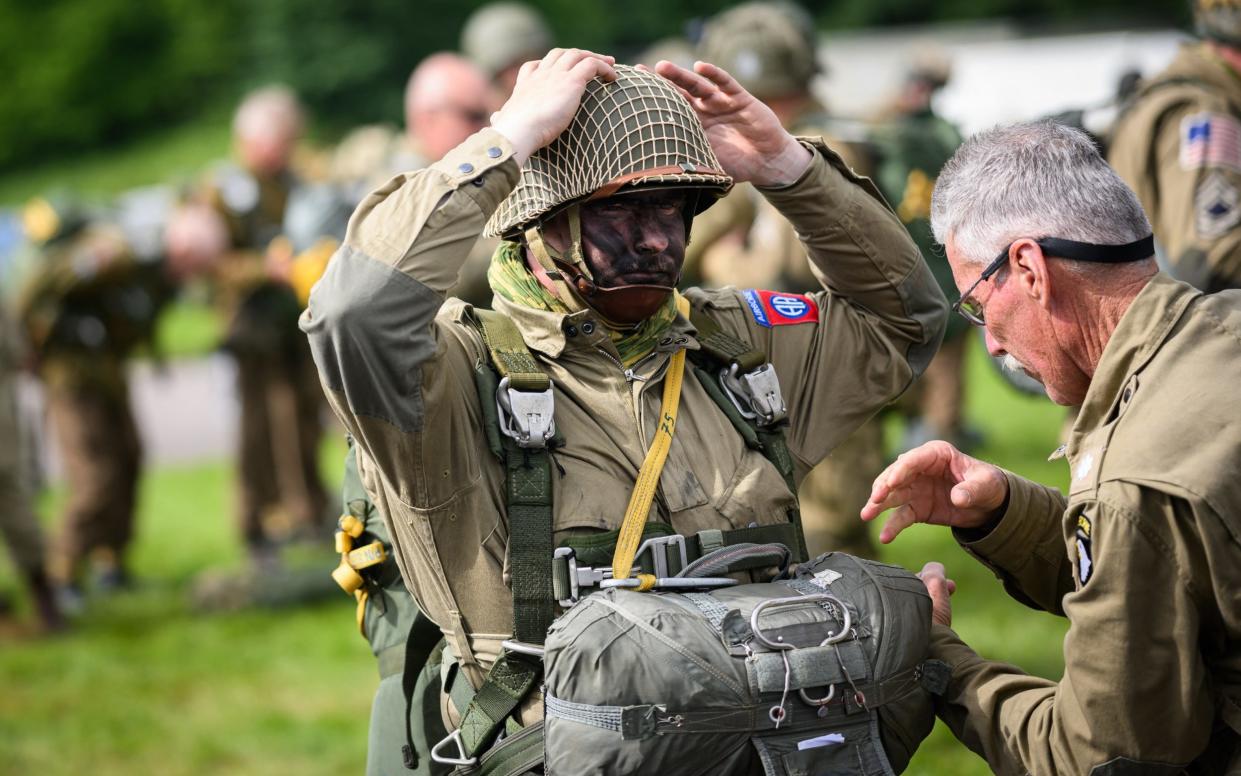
[688,1,883,558]
[10,197,176,604]
[460,1,553,100]
[1109,0,1241,291]
[871,54,970,450]
[331,54,498,307]
[0,290,64,632]
[194,86,330,564]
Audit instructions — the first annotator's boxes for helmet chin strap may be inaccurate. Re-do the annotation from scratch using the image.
[523,204,677,328]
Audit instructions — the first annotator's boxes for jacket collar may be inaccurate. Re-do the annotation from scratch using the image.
[1069,273,1199,453]
[490,293,699,361]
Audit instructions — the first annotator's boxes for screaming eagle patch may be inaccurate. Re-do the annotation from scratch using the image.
[1075,515,1093,587]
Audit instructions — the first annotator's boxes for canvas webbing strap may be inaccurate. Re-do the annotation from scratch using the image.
[475,310,555,645]
[476,309,548,393]
[610,294,691,590]
[454,652,542,760]
[686,307,809,562]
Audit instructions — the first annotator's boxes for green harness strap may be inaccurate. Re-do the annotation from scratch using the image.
[450,310,555,766]
[688,307,810,563]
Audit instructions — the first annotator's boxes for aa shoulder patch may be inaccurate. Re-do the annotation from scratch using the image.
[1075,515,1094,587]
[1180,112,1241,172]
[741,289,819,327]
[1195,170,1241,239]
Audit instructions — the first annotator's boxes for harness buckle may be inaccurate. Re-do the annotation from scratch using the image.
[719,363,787,426]
[495,376,556,448]
[429,729,477,767]
[633,534,688,578]
[553,547,612,607]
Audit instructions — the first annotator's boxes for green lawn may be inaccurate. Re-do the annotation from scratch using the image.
[0,338,1073,775]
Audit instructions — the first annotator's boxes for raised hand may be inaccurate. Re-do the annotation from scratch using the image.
[490,49,617,166]
[860,441,1009,544]
[652,60,811,187]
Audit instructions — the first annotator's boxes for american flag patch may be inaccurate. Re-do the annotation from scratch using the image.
[1180,112,1241,172]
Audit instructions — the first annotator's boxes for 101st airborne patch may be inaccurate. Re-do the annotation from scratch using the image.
[1075,515,1094,587]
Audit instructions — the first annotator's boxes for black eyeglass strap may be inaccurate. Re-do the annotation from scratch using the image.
[1037,235,1154,264]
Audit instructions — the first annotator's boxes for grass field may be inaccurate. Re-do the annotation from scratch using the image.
[0,340,1072,776]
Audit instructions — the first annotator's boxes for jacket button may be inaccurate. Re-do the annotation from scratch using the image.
[564,324,578,337]
[581,320,596,335]
[1122,387,1132,403]
[487,147,502,158]
[458,162,474,174]
[472,177,485,187]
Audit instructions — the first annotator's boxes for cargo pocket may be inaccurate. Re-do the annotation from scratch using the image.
[753,718,891,776]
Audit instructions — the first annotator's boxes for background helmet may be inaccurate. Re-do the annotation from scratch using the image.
[461,2,554,77]
[697,1,820,100]
[1196,0,1241,46]
[484,64,732,239]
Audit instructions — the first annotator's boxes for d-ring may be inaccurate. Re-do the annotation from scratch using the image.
[798,684,836,707]
[749,593,852,650]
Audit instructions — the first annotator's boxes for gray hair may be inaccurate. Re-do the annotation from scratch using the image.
[930,120,1151,269]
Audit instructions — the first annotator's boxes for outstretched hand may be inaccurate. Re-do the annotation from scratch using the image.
[490,49,617,166]
[652,60,812,187]
[860,441,1009,544]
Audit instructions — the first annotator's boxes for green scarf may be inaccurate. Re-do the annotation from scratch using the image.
[488,241,678,367]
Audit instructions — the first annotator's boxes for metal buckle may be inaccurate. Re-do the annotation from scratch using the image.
[500,639,546,658]
[719,363,787,426]
[429,729,477,767]
[555,531,694,605]
[495,376,555,448]
[634,534,688,578]
[553,547,611,608]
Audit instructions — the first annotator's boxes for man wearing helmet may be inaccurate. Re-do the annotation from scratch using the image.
[302,48,945,765]
[1109,0,1241,291]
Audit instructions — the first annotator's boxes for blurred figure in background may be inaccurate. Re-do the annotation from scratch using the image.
[871,54,970,451]
[0,290,64,632]
[193,86,330,564]
[687,0,882,559]
[10,197,176,606]
[1109,0,1241,291]
[460,1,553,100]
[331,53,498,307]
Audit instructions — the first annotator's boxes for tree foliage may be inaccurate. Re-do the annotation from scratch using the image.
[0,0,1187,172]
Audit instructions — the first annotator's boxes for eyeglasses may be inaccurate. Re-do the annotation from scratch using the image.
[951,245,1010,327]
[950,234,1157,326]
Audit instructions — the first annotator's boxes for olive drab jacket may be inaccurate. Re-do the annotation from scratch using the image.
[1109,42,1241,291]
[300,128,947,692]
[930,274,1241,774]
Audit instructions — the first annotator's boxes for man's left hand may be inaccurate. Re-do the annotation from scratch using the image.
[917,561,957,627]
[652,60,812,187]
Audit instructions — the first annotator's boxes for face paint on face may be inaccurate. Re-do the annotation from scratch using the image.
[577,190,688,289]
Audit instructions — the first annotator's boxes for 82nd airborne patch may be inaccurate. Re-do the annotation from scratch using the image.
[1075,515,1094,587]
[742,289,819,327]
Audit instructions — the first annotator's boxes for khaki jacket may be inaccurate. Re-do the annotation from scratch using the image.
[931,274,1241,774]
[300,128,946,685]
[1110,43,1241,290]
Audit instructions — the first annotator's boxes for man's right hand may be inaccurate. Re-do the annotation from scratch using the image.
[490,49,617,166]
[861,441,1009,544]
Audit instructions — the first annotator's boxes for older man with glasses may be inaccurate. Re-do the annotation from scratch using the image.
[862,120,1241,774]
